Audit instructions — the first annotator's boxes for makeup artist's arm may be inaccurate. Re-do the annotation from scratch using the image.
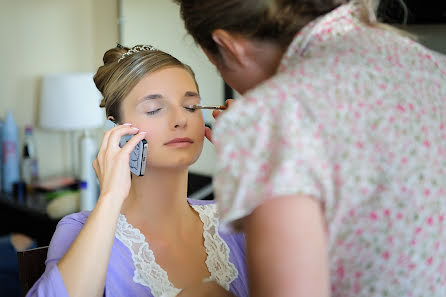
[244,195,330,297]
[56,125,147,297]
[204,99,235,143]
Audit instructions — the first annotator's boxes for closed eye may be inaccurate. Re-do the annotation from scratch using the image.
[184,106,197,112]
[147,108,161,115]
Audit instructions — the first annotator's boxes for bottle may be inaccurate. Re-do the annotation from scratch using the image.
[21,125,39,190]
[0,119,3,192]
[79,130,98,211]
[2,111,20,194]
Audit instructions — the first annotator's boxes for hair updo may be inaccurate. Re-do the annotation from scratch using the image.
[93,45,198,123]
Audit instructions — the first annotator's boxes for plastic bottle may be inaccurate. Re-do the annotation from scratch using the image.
[21,125,39,189]
[79,130,98,211]
[0,119,3,192]
[2,111,20,193]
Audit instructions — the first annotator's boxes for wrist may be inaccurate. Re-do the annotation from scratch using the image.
[96,192,124,214]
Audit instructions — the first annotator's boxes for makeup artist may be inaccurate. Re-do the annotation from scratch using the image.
[174,0,446,297]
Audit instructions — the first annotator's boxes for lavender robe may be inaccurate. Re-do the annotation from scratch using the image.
[26,199,248,297]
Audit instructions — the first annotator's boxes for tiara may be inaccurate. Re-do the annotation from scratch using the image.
[118,45,157,63]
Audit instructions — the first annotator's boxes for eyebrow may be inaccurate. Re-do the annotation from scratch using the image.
[137,92,200,104]
[139,94,163,102]
[184,91,199,98]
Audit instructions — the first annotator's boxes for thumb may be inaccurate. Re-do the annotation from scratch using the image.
[205,126,213,143]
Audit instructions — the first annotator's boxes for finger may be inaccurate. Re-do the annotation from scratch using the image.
[212,109,222,120]
[120,131,148,155]
[225,98,235,107]
[92,159,100,178]
[213,99,235,120]
[107,125,141,151]
[204,126,213,143]
[98,130,112,159]
[98,123,132,158]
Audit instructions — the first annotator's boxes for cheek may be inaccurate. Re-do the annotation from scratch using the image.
[144,128,160,143]
[191,115,205,136]
[201,124,206,137]
[133,122,160,145]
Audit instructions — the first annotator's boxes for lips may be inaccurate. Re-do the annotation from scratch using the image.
[164,137,194,145]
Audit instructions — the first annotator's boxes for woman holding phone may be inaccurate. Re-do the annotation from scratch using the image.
[26,45,248,297]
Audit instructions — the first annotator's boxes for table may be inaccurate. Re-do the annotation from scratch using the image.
[0,193,59,246]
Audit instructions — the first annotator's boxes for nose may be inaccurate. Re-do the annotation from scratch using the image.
[170,106,187,130]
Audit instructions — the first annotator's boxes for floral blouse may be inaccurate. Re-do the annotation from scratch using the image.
[213,2,446,296]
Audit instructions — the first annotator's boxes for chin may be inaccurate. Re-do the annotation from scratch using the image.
[149,144,203,170]
[150,154,201,170]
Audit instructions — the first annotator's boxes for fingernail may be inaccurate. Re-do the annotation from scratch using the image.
[138,131,147,134]
[123,123,132,126]
[131,127,139,130]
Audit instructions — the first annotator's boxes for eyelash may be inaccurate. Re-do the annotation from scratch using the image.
[146,106,196,115]
[147,108,161,115]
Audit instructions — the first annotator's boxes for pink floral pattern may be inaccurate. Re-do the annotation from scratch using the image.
[213,2,446,296]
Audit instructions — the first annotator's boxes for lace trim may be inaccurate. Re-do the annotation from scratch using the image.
[115,203,238,297]
[191,204,238,290]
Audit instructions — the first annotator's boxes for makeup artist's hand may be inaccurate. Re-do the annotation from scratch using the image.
[205,99,235,143]
[177,281,236,297]
[93,123,147,203]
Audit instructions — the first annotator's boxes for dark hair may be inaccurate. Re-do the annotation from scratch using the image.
[93,45,198,123]
[174,0,347,56]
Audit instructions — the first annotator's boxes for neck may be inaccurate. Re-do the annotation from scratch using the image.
[239,39,287,94]
[120,167,196,241]
[252,40,287,79]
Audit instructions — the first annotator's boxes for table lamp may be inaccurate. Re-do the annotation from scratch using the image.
[39,72,104,211]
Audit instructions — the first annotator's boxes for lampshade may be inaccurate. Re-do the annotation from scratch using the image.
[39,72,104,131]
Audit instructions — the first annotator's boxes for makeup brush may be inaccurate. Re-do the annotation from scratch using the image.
[189,104,227,110]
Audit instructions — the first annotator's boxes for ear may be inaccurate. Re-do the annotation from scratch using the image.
[211,29,248,67]
[107,116,116,122]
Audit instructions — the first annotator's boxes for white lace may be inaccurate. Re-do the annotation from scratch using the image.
[115,203,238,297]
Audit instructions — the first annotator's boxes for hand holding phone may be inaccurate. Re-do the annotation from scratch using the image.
[105,120,148,176]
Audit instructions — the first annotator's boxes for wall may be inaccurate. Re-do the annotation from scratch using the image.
[0,0,118,179]
[402,25,446,54]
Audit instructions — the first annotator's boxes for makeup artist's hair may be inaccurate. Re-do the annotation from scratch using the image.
[93,45,198,123]
[174,0,411,60]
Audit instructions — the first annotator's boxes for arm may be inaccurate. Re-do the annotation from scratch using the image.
[25,196,127,297]
[204,99,235,143]
[244,195,330,297]
[56,195,122,297]
[56,125,146,297]
[27,124,147,297]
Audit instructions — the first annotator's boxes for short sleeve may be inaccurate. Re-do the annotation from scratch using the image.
[26,212,88,297]
[213,80,334,229]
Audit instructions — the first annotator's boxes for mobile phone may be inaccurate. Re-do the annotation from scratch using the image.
[105,120,148,176]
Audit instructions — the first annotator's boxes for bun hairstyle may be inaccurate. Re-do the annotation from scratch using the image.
[93,44,198,123]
